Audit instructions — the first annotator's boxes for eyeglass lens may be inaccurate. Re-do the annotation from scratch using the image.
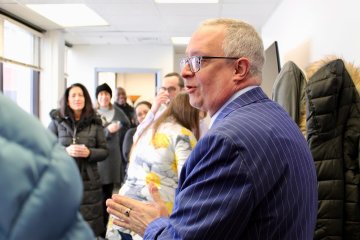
[180,56,200,73]
[160,86,176,92]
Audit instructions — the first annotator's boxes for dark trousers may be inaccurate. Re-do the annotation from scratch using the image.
[102,183,114,227]
[119,231,133,240]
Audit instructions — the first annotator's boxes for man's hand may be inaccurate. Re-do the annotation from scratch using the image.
[106,183,169,236]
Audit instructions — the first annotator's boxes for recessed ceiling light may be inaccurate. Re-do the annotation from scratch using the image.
[26,4,108,27]
[171,37,191,45]
[155,0,218,3]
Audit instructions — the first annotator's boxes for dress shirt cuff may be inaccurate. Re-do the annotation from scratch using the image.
[143,217,168,239]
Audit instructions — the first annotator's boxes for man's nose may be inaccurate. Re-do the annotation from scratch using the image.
[181,62,194,79]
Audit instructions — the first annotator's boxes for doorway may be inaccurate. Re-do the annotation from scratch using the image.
[95,68,161,106]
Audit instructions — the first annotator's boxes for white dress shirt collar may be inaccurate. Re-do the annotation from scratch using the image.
[209,86,258,129]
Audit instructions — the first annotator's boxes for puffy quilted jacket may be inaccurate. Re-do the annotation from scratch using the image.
[272,58,360,239]
[306,59,360,240]
[48,109,108,236]
[0,93,94,240]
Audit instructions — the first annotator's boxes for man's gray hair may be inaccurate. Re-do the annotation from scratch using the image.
[201,18,265,77]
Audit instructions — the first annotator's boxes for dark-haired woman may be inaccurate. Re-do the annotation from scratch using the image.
[48,83,108,237]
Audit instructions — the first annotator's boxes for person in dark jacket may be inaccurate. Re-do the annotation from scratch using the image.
[0,92,94,240]
[95,83,130,227]
[114,87,136,127]
[48,83,108,237]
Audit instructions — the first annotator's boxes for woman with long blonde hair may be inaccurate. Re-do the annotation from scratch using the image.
[106,93,199,240]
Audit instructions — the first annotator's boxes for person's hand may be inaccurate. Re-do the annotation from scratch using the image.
[66,144,90,158]
[151,89,170,114]
[106,183,169,236]
[148,183,169,217]
[107,121,121,133]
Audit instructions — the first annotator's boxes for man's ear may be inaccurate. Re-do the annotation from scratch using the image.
[233,58,250,82]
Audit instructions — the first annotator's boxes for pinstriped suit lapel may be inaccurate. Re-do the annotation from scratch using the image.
[213,87,268,126]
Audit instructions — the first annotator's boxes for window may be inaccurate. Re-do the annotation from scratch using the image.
[3,63,34,113]
[4,20,37,65]
[0,18,41,116]
[64,45,70,87]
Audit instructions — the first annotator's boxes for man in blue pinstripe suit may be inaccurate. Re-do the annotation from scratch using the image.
[107,18,318,239]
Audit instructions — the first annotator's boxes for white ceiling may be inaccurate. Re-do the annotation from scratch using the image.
[0,0,282,51]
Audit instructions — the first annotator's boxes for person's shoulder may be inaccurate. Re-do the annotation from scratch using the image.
[114,105,131,125]
[203,111,254,145]
[113,103,121,111]
[49,109,61,120]
[114,104,127,115]
[92,113,103,126]
[164,120,195,138]
[212,100,301,143]
[0,93,58,152]
[160,117,177,127]
[126,102,135,110]
[126,127,136,135]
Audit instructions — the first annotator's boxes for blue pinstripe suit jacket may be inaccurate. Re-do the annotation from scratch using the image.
[144,87,318,239]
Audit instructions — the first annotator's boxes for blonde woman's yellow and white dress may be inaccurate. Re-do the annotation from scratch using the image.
[106,117,197,240]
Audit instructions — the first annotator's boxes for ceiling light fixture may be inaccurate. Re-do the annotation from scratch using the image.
[155,0,218,3]
[26,4,108,27]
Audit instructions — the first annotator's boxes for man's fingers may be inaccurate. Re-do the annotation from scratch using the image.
[148,183,162,204]
[111,194,135,209]
[113,218,131,228]
[106,200,121,217]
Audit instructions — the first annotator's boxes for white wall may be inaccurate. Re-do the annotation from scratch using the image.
[67,44,173,98]
[40,42,173,125]
[40,30,65,127]
[41,1,360,124]
[262,0,360,70]
[116,72,156,105]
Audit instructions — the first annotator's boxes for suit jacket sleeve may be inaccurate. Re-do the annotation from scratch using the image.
[144,133,255,239]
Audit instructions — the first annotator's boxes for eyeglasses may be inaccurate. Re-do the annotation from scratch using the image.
[180,56,239,73]
[160,86,177,93]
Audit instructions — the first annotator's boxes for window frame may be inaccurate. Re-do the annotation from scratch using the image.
[0,15,42,117]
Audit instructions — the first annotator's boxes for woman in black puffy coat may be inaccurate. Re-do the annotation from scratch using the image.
[48,83,108,237]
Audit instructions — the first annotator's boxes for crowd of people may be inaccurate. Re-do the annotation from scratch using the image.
[47,73,202,239]
[1,17,320,240]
